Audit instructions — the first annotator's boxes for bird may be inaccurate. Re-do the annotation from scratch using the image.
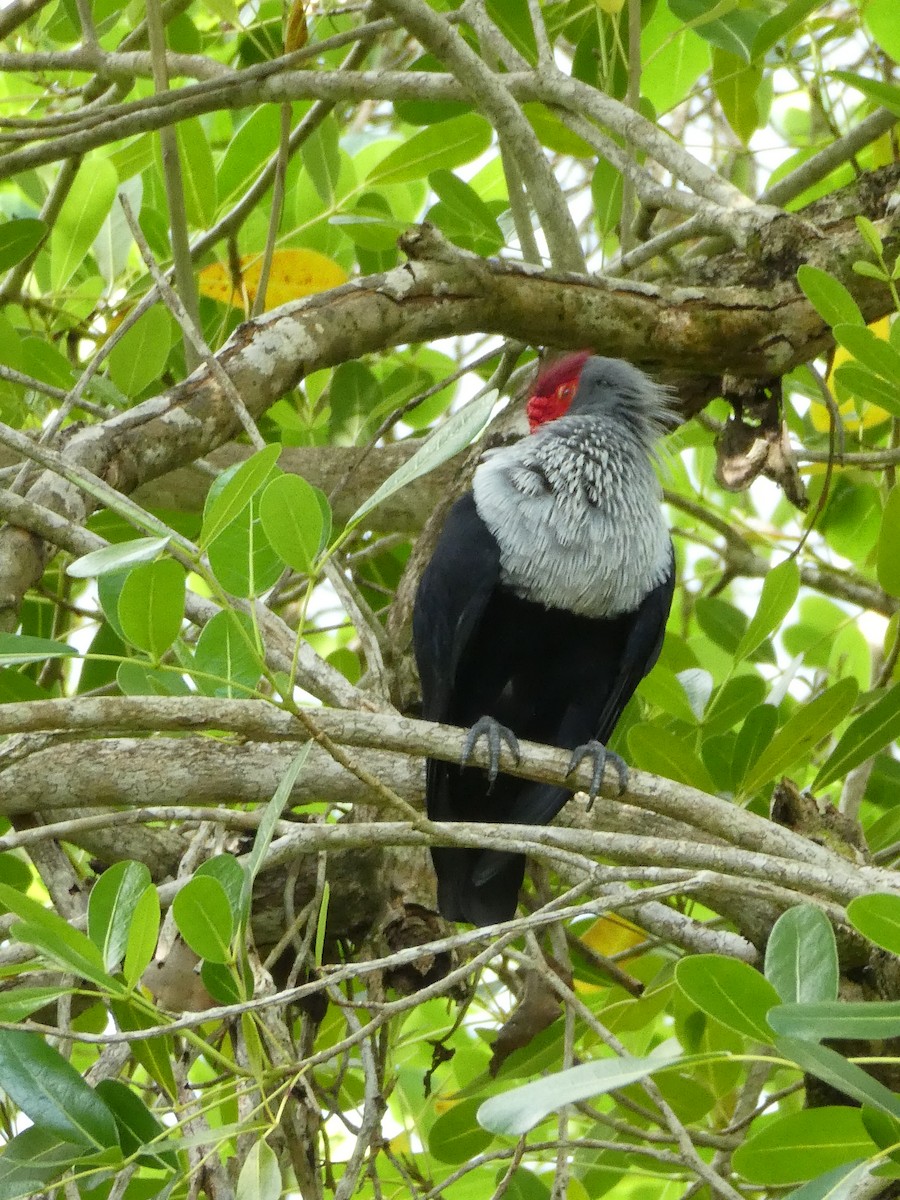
[412,353,676,926]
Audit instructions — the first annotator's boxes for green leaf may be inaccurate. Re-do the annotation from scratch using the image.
[752,0,822,59]
[833,325,900,384]
[0,1029,119,1150]
[0,218,46,272]
[236,1138,282,1200]
[0,986,69,1022]
[300,116,341,208]
[88,860,153,974]
[855,215,883,259]
[172,875,234,963]
[712,49,763,143]
[123,884,160,988]
[627,724,716,793]
[783,1161,870,1200]
[675,955,779,1042]
[477,1048,680,1136]
[847,893,900,956]
[813,683,900,790]
[765,905,838,1004]
[668,0,766,61]
[732,1107,875,1185]
[347,388,497,527]
[741,677,858,795]
[796,265,864,329]
[259,473,327,573]
[776,1036,900,1120]
[770,1000,900,1042]
[735,558,800,661]
[196,854,246,927]
[242,746,312,911]
[207,495,285,598]
[0,633,78,666]
[117,660,191,696]
[110,998,176,1099]
[94,1079,178,1171]
[0,1126,84,1200]
[107,305,172,397]
[67,536,172,579]
[429,1097,494,1163]
[193,609,262,698]
[367,114,492,185]
[428,169,504,254]
[327,360,382,443]
[118,558,186,658]
[0,883,111,989]
[832,364,900,419]
[50,157,118,290]
[201,445,283,548]
[832,71,900,118]
[166,118,217,227]
[703,674,767,735]
[878,488,900,598]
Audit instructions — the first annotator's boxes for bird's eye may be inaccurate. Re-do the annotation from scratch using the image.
[559,383,574,401]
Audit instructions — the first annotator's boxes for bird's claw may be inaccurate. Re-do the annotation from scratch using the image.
[566,741,628,807]
[462,716,521,789]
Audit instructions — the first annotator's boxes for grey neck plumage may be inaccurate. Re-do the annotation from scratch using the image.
[472,411,671,619]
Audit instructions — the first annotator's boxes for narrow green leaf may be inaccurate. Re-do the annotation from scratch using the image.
[752,0,822,59]
[741,677,858,796]
[814,683,900,790]
[703,674,767,735]
[776,1036,900,1120]
[314,881,329,969]
[431,1098,494,1163]
[200,444,282,549]
[172,875,234,964]
[50,157,118,290]
[300,117,341,208]
[833,364,900,418]
[0,633,77,665]
[367,114,492,185]
[832,71,900,118]
[797,266,864,329]
[783,1161,869,1200]
[258,473,326,573]
[110,998,177,1099]
[847,893,900,956]
[94,1079,178,1171]
[123,885,160,988]
[0,883,109,988]
[0,218,46,272]
[0,1029,119,1150]
[236,1137,282,1200]
[765,905,838,1004]
[878,488,900,598]
[676,955,779,1042]
[627,724,716,793]
[833,325,900,384]
[107,306,172,398]
[347,388,497,527]
[118,559,186,658]
[0,1126,84,1199]
[67,536,171,579]
[856,215,883,259]
[735,559,800,661]
[712,49,763,144]
[733,1107,875,1185]
[242,746,312,911]
[770,1000,900,1042]
[477,1048,680,1136]
[0,986,69,1022]
[88,860,153,974]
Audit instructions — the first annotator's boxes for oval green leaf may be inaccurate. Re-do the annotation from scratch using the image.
[193,609,262,698]
[172,875,234,964]
[0,218,46,272]
[200,444,282,549]
[88,859,153,974]
[765,905,838,1004]
[847,892,900,955]
[797,265,864,329]
[676,955,779,1042]
[367,114,492,185]
[733,1107,874,1185]
[118,558,186,658]
[258,473,326,573]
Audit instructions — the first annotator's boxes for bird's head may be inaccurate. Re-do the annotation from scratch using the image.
[526,353,674,445]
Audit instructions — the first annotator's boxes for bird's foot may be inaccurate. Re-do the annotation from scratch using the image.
[566,741,628,807]
[461,716,521,789]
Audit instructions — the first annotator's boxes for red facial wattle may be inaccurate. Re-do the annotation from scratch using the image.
[525,351,590,432]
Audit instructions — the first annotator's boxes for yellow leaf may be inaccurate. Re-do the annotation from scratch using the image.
[813,316,893,432]
[285,0,308,53]
[198,249,348,313]
[581,913,646,958]
[596,0,626,11]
